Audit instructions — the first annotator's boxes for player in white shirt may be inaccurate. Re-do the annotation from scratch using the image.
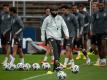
[41,7,69,71]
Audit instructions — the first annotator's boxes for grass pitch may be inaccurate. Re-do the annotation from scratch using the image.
[0,53,107,80]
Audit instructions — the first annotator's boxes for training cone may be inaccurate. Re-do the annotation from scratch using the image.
[46,71,53,74]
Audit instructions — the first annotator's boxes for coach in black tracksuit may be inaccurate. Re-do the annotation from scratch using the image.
[92,3,107,66]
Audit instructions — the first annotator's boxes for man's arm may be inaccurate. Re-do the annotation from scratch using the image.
[15,17,24,35]
[89,13,95,35]
[61,16,69,39]
[84,12,90,27]
[72,15,79,37]
[41,17,47,42]
[79,14,84,35]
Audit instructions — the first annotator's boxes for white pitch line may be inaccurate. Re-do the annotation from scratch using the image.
[22,73,48,80]
[22,62,94,80]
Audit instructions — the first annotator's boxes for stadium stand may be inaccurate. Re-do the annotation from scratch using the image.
[0,1,89,27]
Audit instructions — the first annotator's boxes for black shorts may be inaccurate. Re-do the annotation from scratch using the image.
[91,33,107,45]
[63,37,74,49]
[14,37,22,48]
[83,33,89,41]
[74,37,83,49]
[1,32,11,45]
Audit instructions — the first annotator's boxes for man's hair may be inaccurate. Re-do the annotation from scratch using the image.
[98,2,104,6]
[60,5,69,9]
[10,7,17,13]
[71,4,78,9]
[79,4,84,8]
[50,6,58,11]
[92,2,99,7]
[45,6,51,10]
[72,4,78,8]
[3,4,10,7]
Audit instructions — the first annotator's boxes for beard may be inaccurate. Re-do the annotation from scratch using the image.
[51,12,57,17]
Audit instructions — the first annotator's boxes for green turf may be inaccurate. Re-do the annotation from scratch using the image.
[0,54,107,80]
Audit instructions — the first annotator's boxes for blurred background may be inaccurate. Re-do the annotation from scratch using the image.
[0,0,107,53]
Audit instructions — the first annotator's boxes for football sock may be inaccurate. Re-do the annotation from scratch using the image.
[64,58,69,66]
[43,55,48,61]
[20,58,24,64]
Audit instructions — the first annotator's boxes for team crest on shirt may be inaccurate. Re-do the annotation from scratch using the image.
[8,15,10,18]
[75,16,79,20]
[12,19,15,23]
[67,17,70,21]
[96,14,99,19]
[1,14,10,20]
[103,13,107,17]
[1,15,4,20]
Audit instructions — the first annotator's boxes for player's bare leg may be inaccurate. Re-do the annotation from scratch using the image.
[43,44,51,62]
[98,39,107,66]
[2,44,10,65]
[82,40,91,64]
[63,46,70,68]
[64,44,74,68]
[18,47,25,64]
[9,44,18,65]
[41,43,54,64]
[67,47,75,68]
[91,44,100,66]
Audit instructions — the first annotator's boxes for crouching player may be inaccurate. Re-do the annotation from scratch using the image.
[9,7,24,65]
[41,7,69,71]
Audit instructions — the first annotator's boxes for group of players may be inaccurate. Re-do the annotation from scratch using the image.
[0,2,107,72]
[0,4,24,66]
[41,2,107,71]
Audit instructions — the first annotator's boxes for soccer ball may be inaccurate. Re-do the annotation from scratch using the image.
[4,63,16,71]
[4,63,10,70]
[32,63,40,70]
[57,65,64,71]
[57,71,67,80]
[16,63,24,70]
[42,62,51,70]
[9,64,16,70]
[72,65,79,73]
[23,63,31,71]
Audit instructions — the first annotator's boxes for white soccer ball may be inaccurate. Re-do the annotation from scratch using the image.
[42,62,51,70]
[57,71,67,80]
[4,63,16,71]
[4,63,10,70]
[23,63,31,71]
[9,64,16,70]
[16,63,24,70]
[72,65,79,73]
[32,63,40,70]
